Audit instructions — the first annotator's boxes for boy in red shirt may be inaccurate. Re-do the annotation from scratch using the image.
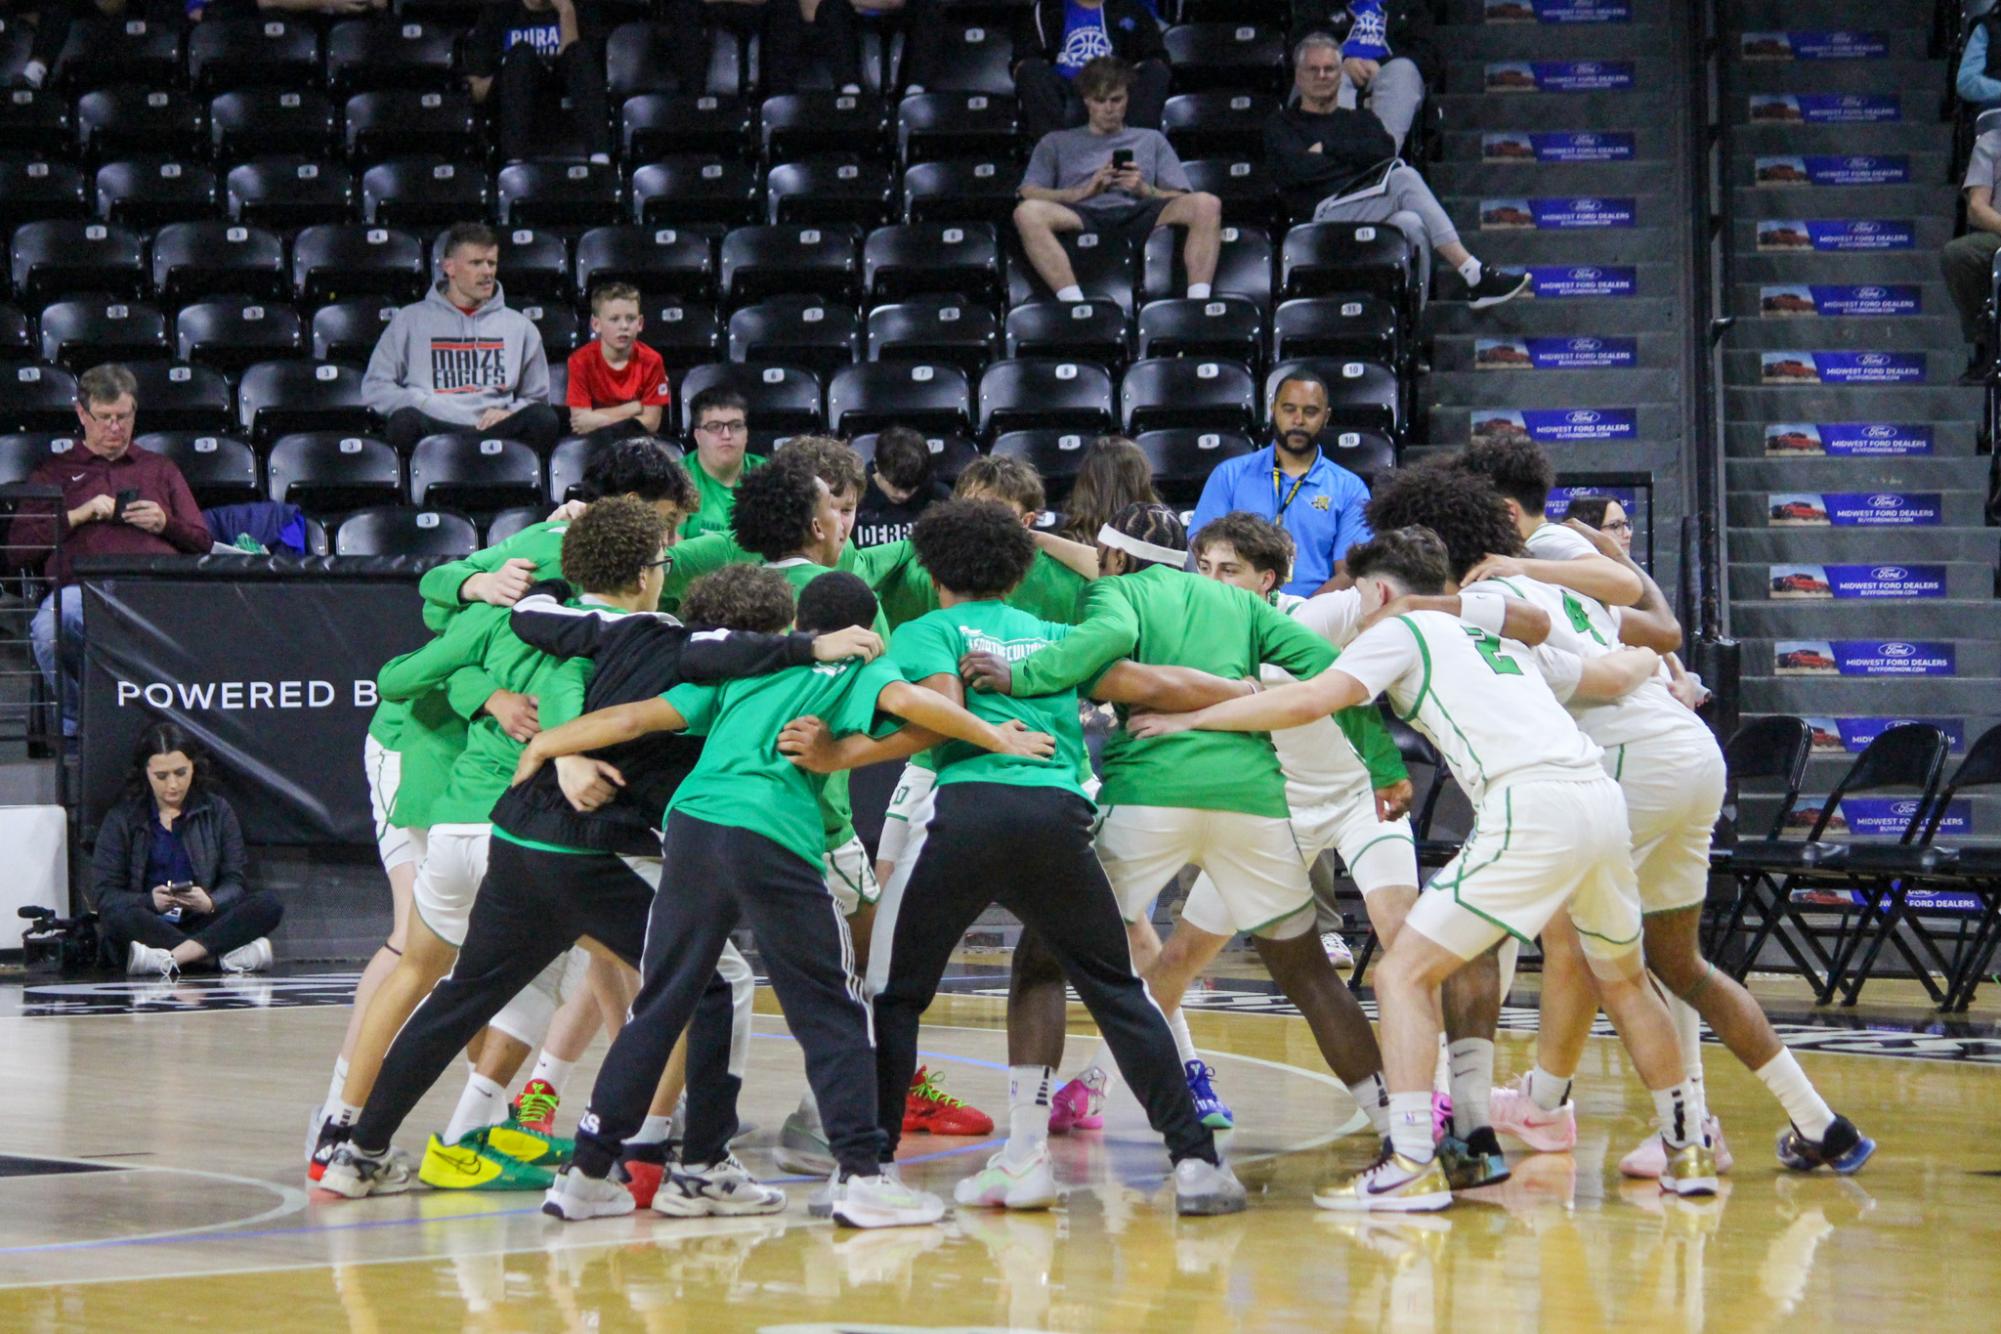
[566,283,672,443]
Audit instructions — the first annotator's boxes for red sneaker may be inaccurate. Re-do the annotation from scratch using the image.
[510,1078,559,1135]
[902,1066,994,1137]
[621,1159,664,1209]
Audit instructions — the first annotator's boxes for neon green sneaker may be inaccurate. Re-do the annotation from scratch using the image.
[481,1118,573,1168]
[418,1133,558,1192]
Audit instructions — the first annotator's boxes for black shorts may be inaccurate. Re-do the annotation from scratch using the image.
[1086,197,1171,243]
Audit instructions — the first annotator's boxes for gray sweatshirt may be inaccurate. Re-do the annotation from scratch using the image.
[362,283,550,425]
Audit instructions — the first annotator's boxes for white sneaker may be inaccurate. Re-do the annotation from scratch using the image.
[219,936,273,974]
[127,941,178,977]
[808,1173,842,1219]
[953,1148,1059,1211]
[542,1167,638,1221]
[1320,931,1354,968]
[1172,1157,1248,1216]
[651,1154,787,1217]
[1621,1115,1733,1178]
[831,1173,947,1229]
[1489,1073,1578,1152]
[316,1144,417,1199]
[775,1104,837,1177]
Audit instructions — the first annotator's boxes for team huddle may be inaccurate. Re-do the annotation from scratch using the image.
[300,427,1875,1229]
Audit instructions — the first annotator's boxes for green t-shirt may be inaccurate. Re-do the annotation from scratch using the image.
[890,601,1087,796]
[681,451,766,541]
[367,697,408,748]
[661,528,869,612]
[863,541,1089,631]
[767,557,892,848]
[664,655,907,868]
[418,519,569,632]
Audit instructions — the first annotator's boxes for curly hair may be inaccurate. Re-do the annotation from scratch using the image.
[1363,460,1523,581]
[1192,511,1294,583]
[581,437,697,510]
[1345,527,1453,596]
[797,570,879,636]
[729,456,822,561]
[954,455,1046,515]
[1061,436,1159,542]
[1105,501,1186,571]
[680,564,795,634]
[912,499,1036,598]
[776,434,865,500]
[559,494,668,593]
[1457,437,1556,515]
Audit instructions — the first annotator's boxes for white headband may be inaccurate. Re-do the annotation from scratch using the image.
[1098,524,1187,567]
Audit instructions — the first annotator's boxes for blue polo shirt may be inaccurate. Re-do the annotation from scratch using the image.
[1188,444,1373,596]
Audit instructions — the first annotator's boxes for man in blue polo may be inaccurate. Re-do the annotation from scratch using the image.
[1188,372,1372,596]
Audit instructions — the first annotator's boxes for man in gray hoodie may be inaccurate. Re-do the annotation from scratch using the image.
[363,222,562,450]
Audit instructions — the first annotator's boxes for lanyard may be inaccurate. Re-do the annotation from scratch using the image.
[1272,466,1312,519]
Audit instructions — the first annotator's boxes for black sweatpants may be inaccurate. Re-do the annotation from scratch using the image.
[664,0,803,96]
[495,40,611,159]
[572,813,882,1179]
[384,403,563,451]
[871,783,1215,1165]
[102,893,282,962]
[351,841,741,1161]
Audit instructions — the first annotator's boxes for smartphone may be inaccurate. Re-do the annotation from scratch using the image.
[1111,149,1135,170]
[114,487,141,519]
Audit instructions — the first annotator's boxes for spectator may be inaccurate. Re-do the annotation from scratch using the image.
[854,425,949,546]
[1564,494,1633,556]
[1058,434,1159,542]
[1013,0,1170,140]
[363,222,560,450]
[679,385,764,539]
[1266,34,1526,309]
[566,283,671,443]
[1288,2,1441,150]
[464,0,612,164]
[93,722,282,978]
[13,363,209,740]
[1944,125,2001,382]
[663,0,803,97]
[1016,56,1223,303]
[810,0,944,95]
[1959,8,2001,114]
[1188,371,1370,596]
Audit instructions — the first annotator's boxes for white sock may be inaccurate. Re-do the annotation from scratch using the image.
[1447,1039,1495,1137]
[1165,1008,1200,1067]
[1055,284,1085,302]
[1187,282,1212,299]
[1527,1065,1572,1113]
[1388,1091,1435,1163]
[445,1074,507,1145]
[529,1052,575,1097]
[1653,1080,1700,1148]
[331,1099,362,1128]
[1754,1049,1834,1139]
[323,1056,350,1118]
[627,1114,673,1147]
[1664,989,1707,1122]
[1457,256,1483,285]
[1347,1073,1391,1135]
[1005,1064,1053,1165]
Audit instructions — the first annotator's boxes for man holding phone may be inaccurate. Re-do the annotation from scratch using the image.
[13,363,210,739]
[1015,56,1224,304]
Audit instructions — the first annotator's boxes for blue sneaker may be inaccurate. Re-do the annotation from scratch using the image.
[1436,1127,1510,1190]
[1776,1114,1875,1174]
[1185,1059,1233,1130]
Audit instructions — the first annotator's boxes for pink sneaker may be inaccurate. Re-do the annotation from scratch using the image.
[1430,1092,1453,1143]
[1048,1067,1108,1134]
[1489,1074,1578,1153]
[1619,1115,1732,1179]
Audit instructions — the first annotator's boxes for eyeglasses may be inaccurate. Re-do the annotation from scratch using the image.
[696,420,748,437]
[84,407,135,427]
[1602,519,1633,534]
[644,553,674,570]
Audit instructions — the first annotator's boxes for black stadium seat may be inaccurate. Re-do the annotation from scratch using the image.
[719,225,860,306]
[267,432,403,513]
[897,93,1020,163]
[0,432,75,485]
[1135,428,1255,505]
[864,223,1002,305]
[1323,428,1398,487]
[1271,296,1402,368]
[516,299,582,358]
[850,429,980,484]
[9,220,146,304]
[977,359,1115,439]
[408,432,545,512]
[1265,357,1402,439]
[1005,300,1131,368]
[1161,23,1287,94]
[0,306,32,363]
[176,300,306,377]
[362,158,492,230]
[1136,296,1265,367]
[0,161,86,231]
[630,158,761,227]
[576,226,716,302]
[675,363,823,444]
[1281,222,1418,308]
[209,89,338,162]
[227,157,357,230]
[37,299,170,371]
[901,157,1023,226]
[547,434,615,505]
[761,93,891,161]
[728,297,861,374]
[0,364,79,433]
[325,17,458,94]
[930,20,1016,96]
[344,90,482,163]
[54,16,182,92]
[291,225,427,305]
[238,360,375,442]
[124,362,232,433]
[864,299,998,376]
[432,227,570,303]
[1182,158,1280,230]
[334,505,478,557]
[497,161,623,230]
[187,17,321,92]
[485,505,545,545]
[94,158,219,228]
[152,221,288,304]
[74,86,202,161]
[1163,92,1276,161]
[638,301,723,376]
[1006,233,1137,313]
[990,429,1094,493]
[620,95,754,161]
[137,431,260,507]
[826,362,972,437]
[0,87,69,156]
[1120,357,1257,435]
[311,298,400,365]
[767,158,895,227]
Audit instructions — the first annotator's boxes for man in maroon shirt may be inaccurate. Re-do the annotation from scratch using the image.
[14,363,209,737]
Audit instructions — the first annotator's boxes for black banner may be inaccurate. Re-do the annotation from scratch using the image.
[78,557,435,846]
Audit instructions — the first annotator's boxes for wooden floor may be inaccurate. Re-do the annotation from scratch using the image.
[0,969,1995,1331]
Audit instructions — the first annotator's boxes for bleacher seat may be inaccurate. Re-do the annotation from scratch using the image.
[897,93,1019,164]
[37,300,170,371]
[1161,23,1287,93]
[136,431,260,507]
[990,429,1094,491]
[620,95,754,161]
[850,429,980,483]
[1136,297,1265,367]
[432,227,569,303]
[0,306,32,363]
[864,223,1002,304]
[1281,222,1419,309]
[362,158,492,230]
[1120,357,1256,435]
[344,90,482,163]
[0,431,76,484]
[719,225,860,306]
[54,16,182,91]
[517,300,582,358]
[1135,428,1256,505]
[227,157,357,230]
[325,18,458,94]
[0,88,69,156]
[334,505,478,557]
[291,225,426,305]
[864,299,998,376]
[311,298,399,366]
[187,18,321,92]
[9,220,146,304]
[630,158,762,227]
[497,161,623,230]
[1162,92,1276,161]
[930,20,1016,95]
[1006,233,1137,313]
[901,157,1023,226]
[675,363,823,444]
[267,432,403,513]
[408,432,546,512]
[123,362,232,433]
[152,221,288,304]
[485,505,546,545]
[1181,159,1280,230]
[1004,300,1132,368]
[546,436,596,505]
[1271,296,1401,368]
[761,93,891,161]
[1323,428,1398,487]
[1265,357,1401,439]
[176,300,306,377]
[827,362,972,437]
[606,20,743,101]
[210,89,338,162]
[74,87,202,161]
[0,161,87,231]
[0,364,80,433]
[238,360,375,442]
[639,301,723,376]
[576,226,716,302]
[94,158,219,228]
[977,359,1115,439]
[728,296,861,374]
[767,159,896,227]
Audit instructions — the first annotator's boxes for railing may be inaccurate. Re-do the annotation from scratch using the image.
[1687,0,1728,641]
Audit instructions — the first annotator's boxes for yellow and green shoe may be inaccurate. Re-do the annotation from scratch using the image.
[417,1132,558,1192]
[481,1118,574,1169]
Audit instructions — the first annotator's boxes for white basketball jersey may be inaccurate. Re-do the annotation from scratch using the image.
[1263,591,1371,807]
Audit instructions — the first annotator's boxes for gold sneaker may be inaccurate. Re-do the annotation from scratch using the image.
[1658,1138,1719,1198]
[1314,1150,1454,1213]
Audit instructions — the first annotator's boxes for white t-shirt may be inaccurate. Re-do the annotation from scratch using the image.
[1332,610,1601,806]
[1264,591,1372,808]
[1524,520,1599,563]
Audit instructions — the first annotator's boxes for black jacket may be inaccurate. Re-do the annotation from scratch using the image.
[494,582,821,855]
[1016,0,1165,68]
[854,473,951,549]
[1263,102,1398,220]
[91,789,249,916]
[1291,1,1443,90]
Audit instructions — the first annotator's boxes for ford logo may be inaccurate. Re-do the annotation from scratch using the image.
[1570,338,1603,351]
[1866,494,1902,508]
[1862,424,1896,437]
[1840,95,1863,105]
[1575,62,1601,74]
[1857,353,1890,366]
[1871,566,1908,581]
[1856,287,1886,299]
[1892,800,1919,816]
[1846,157,1877,168]
[1573,198,1602,210]
[1853,221,1881,233]
[1575,134,1600,144]
[1568,410,1601,423]
[1880,642,1917,657]
[1573,266,1602,279]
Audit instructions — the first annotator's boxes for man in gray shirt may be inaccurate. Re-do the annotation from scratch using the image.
[1014,56,1223,302]
[1943,127,2001,382]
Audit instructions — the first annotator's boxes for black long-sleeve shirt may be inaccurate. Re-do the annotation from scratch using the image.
[1263,103,1397,222]
[493,580,818,855]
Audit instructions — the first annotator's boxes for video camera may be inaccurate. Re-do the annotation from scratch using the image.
[19,906,102,976]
